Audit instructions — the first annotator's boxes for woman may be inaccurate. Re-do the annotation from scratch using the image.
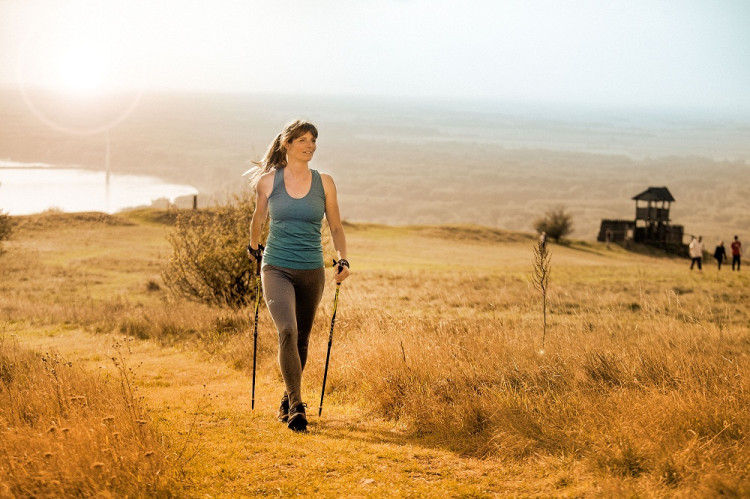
[246,119,350,432]
[714,241,727,271]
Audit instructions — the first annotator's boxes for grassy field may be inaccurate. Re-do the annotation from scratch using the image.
[0,210,748,497]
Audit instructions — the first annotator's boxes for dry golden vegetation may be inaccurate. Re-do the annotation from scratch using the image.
[0,336,182,497]
[0,210,748,496]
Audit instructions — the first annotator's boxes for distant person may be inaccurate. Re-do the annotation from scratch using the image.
[605,229,613,249]
[539,231,547,249]
[731,235,742,271]
[713,241,727,270]
[246,119,350,432]
[689,236,703,271]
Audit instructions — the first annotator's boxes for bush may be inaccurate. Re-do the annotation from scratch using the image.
[533,205,573,243]
[0,210,11,243]
[162,192,264,309]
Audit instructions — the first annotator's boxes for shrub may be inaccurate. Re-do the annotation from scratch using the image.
[0,210,12,248]
[162,192,263,309]
[533,205,573,243]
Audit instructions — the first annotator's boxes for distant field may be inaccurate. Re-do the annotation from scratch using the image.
[1,89,749,243]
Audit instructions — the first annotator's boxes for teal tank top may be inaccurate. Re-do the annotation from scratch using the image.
[263,168,326,270]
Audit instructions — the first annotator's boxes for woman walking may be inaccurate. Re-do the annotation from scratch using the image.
[246,119,350,432]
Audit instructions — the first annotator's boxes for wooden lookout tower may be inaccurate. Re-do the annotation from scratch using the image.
[598,186,684,247]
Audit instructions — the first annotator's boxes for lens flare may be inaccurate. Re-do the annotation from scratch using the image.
[16,12,144,135]
[56,43,110,96]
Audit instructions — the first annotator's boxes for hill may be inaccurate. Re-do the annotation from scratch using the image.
[1,211,748,497]
[2,89,749,243]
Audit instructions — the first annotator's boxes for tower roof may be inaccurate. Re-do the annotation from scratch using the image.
[632,186,675,202]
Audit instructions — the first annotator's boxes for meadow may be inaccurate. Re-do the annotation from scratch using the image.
[0,210,748,496]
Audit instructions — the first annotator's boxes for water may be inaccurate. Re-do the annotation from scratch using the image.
[0,160,198,215]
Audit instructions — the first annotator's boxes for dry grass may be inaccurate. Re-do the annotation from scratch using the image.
[301,229,750,495]
[1,211,749,496]
[335,296,748,487]
[0,336,183,497]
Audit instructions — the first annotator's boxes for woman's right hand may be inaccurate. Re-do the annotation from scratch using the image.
[247,243,264,262]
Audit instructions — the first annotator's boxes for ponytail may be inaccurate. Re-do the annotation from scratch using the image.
[245,133,285,188]
[261,133,287,171]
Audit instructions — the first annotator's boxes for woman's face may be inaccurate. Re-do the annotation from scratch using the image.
[285,131,317,163]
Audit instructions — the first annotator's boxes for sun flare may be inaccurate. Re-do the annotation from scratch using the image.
[55,43,109,95]
[18,18,144,135]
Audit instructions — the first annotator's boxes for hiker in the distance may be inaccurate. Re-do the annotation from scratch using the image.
[689,235,703,271]
[713,240,727,271]
[731,235,742,271]
[246,119,350,432]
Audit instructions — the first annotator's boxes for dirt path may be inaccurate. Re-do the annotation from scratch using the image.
[7,325,570,497]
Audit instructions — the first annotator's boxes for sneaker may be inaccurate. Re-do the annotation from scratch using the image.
[277,396,289,423]
[287,403,308,432]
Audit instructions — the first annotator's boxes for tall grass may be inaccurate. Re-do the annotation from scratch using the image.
[316,268,749,495]
[0,337,184,497]
[2,212,748,495]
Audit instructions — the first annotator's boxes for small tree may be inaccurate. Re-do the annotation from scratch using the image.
[533,205,573,243]
[0,210,12,253]
[532,236,552,351]
[162,192,264,309]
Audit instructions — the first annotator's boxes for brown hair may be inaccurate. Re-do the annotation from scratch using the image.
[246,119,318,187]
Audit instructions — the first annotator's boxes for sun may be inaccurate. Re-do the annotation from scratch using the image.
[17,8,145,134]
[55,43,110,95]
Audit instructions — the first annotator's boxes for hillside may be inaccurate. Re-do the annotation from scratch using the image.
[2,90,749,243]
[1,211,748,497]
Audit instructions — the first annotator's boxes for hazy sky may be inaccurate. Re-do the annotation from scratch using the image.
[2,0,749,112]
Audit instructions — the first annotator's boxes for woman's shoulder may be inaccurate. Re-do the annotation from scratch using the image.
[317,171,337,193]
[256,170,277,195]
[317,171,335,185]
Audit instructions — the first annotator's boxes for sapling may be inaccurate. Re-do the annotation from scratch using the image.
[532,236,552,352]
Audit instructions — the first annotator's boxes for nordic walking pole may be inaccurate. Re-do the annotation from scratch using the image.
[319,259,343,417]
[250,247,263,410]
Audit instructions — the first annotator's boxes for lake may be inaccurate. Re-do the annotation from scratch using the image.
[0,160,198,215]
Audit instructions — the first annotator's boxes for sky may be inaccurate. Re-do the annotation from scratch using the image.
[2,0,750,112]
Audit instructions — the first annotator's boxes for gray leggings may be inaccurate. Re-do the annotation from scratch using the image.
[261,264,325,409]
